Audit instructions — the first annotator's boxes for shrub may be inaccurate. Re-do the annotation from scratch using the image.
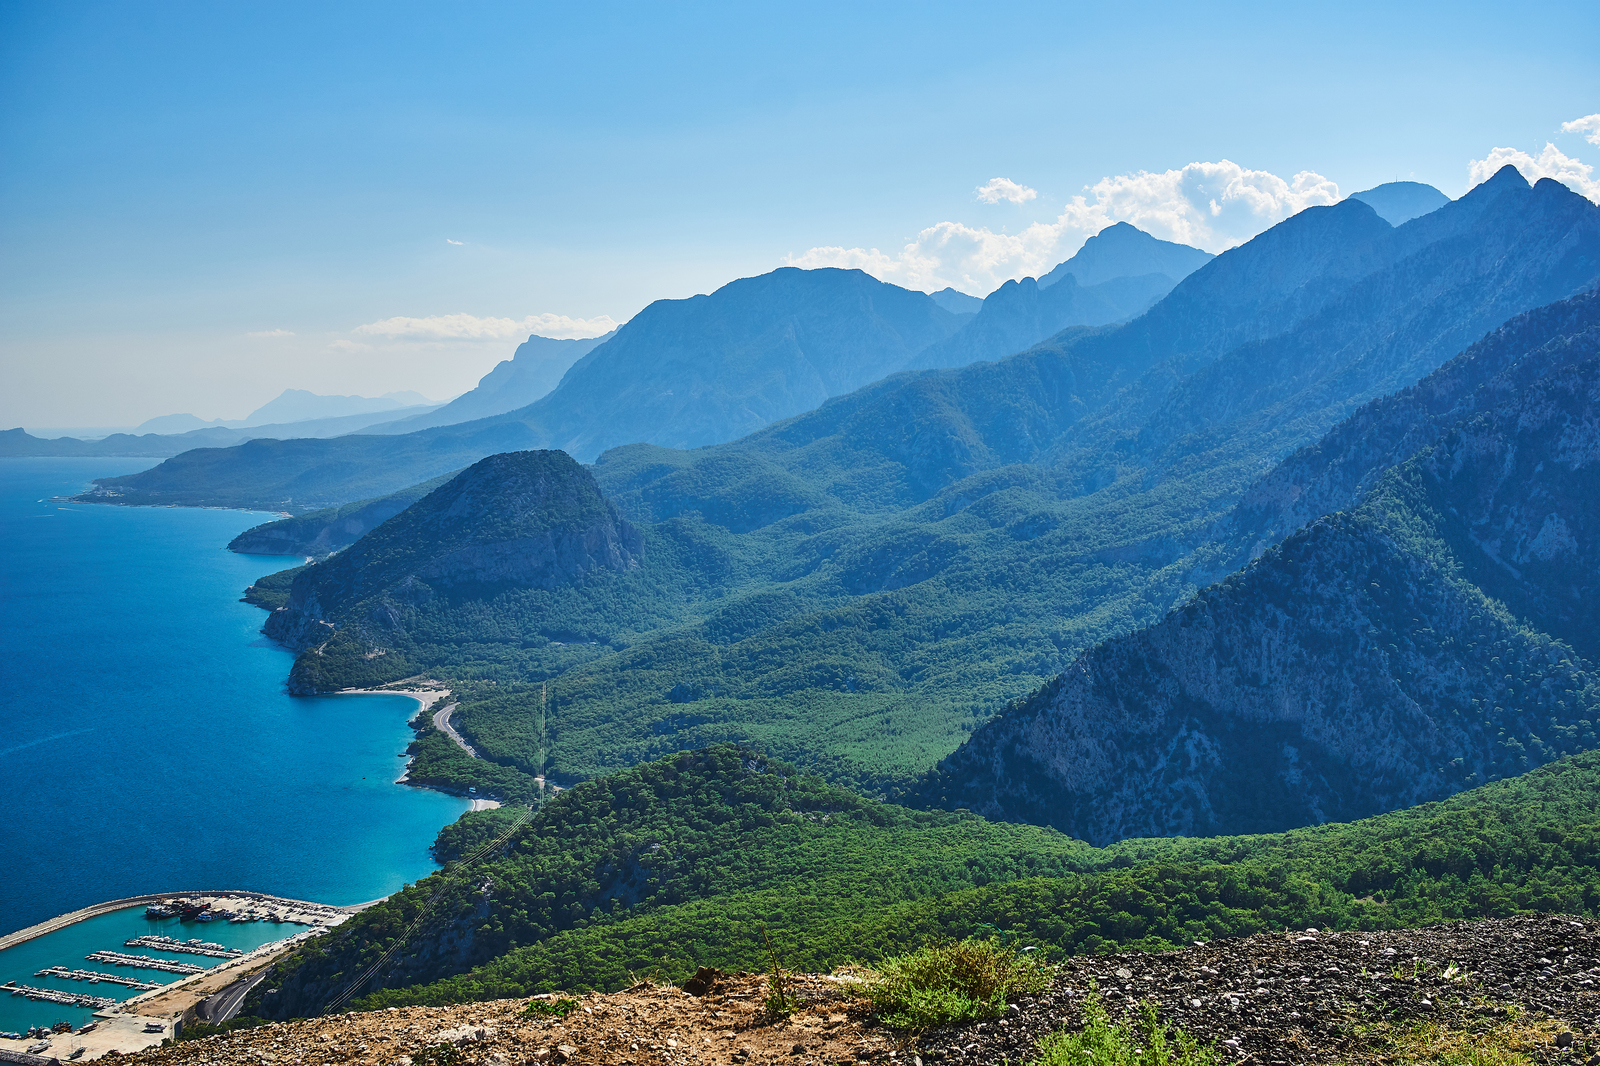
[866,937,1051,1029]
[1032,990,1217,1066]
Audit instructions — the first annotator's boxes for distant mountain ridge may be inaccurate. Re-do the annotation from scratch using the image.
[76,227,1214,503]
[366,332,615,434]
[1349,181,1451,226]
[0,402,443,459]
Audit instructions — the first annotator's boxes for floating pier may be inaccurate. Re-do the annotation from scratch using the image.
[84,951,206,975]
[123,935,242,959]
[34,966,159,990]
[2,982,117,1009]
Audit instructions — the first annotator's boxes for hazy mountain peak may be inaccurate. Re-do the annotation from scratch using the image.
[1348,181,1450,226]
[360,331,616,435]
[1037,221,1213,290]
[928,287,983,315]
[243,388,428,427]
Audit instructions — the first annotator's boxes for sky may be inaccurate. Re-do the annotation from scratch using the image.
[1,1,1597,430]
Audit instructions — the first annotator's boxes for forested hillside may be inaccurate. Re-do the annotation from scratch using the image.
[242,743,1600,1017]
[923,346,1600,840]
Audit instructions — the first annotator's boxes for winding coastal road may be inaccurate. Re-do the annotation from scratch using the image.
[432,702,476,758]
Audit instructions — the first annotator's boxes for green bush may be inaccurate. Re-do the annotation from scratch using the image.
[1032,991,1218,1066]
[866,937,1051,1029]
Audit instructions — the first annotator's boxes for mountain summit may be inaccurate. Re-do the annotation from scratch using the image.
[1349,181,1451,226]
[1037,221,1214,289]
[264,450,641,686]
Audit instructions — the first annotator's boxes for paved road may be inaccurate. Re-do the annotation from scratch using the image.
[432,702,477,758]
[198,969,272,1024]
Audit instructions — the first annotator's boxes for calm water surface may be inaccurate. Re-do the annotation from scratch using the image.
[0,457,467,1027]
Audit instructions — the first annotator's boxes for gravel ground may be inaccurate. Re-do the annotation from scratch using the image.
[918,915,1600,1065]
[127,916,1600,1066]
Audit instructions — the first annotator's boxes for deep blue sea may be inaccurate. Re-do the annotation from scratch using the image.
[0,457,467,1029]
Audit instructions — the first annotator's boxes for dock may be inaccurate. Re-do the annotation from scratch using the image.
[32,968,158,991]
[1,983,117,1010]
[83,952,205,976]
[122,936,242,959]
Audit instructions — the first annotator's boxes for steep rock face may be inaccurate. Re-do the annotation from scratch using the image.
[265,451,641,657]
[1230,286,1600,558]
[919,358,1600,843]
[1420,358,1600,658]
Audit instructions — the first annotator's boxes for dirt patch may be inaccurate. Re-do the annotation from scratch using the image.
[127,972,899,1066]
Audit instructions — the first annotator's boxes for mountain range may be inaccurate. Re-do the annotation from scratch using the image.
[71,222,1219,506]
[220,170,1600,811]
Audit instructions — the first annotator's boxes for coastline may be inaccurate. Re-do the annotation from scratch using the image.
[327,684,500,809]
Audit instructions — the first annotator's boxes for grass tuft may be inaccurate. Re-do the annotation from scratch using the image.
[1354,1012,1575,1066]
[866,936,1051,1029]
[1031,989,1218,1066]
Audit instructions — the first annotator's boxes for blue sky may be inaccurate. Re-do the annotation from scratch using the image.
[2,0,1597,428]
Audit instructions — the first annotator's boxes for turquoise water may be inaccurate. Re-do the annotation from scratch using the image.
[0,457,468,1026]
[0,907,294,1034]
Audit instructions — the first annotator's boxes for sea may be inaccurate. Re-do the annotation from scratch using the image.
[0,457,468,1032]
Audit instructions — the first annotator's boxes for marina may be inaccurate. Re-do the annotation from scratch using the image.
[123,936,242,959]
[33,968,159,991]
[1,983,117,1011]
[84,952,206,976]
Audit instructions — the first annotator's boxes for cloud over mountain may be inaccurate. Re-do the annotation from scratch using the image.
[1471,117,1600,203]
[787,160,1339,294]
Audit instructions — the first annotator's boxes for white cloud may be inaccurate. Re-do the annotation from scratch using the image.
[246,329,295,338]
[1469,142,1600,203]
[1562,114,1600,147]
[787,160,1339,294]
[446,238,465,245]
[328,339,372,353]
[975,177,1038,204]
[351,312,620,342]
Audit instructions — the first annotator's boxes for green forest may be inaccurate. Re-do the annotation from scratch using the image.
[245,743,1600,1019]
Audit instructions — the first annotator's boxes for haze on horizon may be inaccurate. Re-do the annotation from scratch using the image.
[1,0,1597,429]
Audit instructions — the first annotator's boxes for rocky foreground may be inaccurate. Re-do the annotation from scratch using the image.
[131,917,1600,1066]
